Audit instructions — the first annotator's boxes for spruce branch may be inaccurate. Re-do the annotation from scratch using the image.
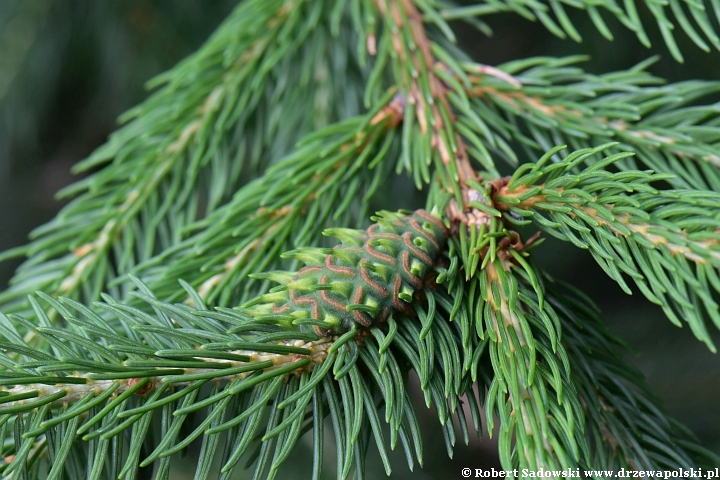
[0,0,368,319]
[1,0,719,477]
[431,179,589,470]
[429,203,714,470]
[373,0,480,196]
[493,143,720,349]
[439,0,720,62]
[126,92,405,307]
[480,259,586,470]
[0,210,486,479]
[458,56,720,191]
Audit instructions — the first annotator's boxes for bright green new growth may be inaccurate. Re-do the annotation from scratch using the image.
[0,0,719,478]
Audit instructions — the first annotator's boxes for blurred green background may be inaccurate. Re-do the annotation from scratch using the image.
[0,0,718,478]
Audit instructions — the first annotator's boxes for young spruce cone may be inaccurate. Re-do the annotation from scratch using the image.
[244,210,448,335]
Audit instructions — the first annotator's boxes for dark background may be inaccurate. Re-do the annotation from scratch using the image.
[0,0,718,478]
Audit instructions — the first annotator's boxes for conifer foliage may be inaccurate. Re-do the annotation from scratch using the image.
[0,0,719,478]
